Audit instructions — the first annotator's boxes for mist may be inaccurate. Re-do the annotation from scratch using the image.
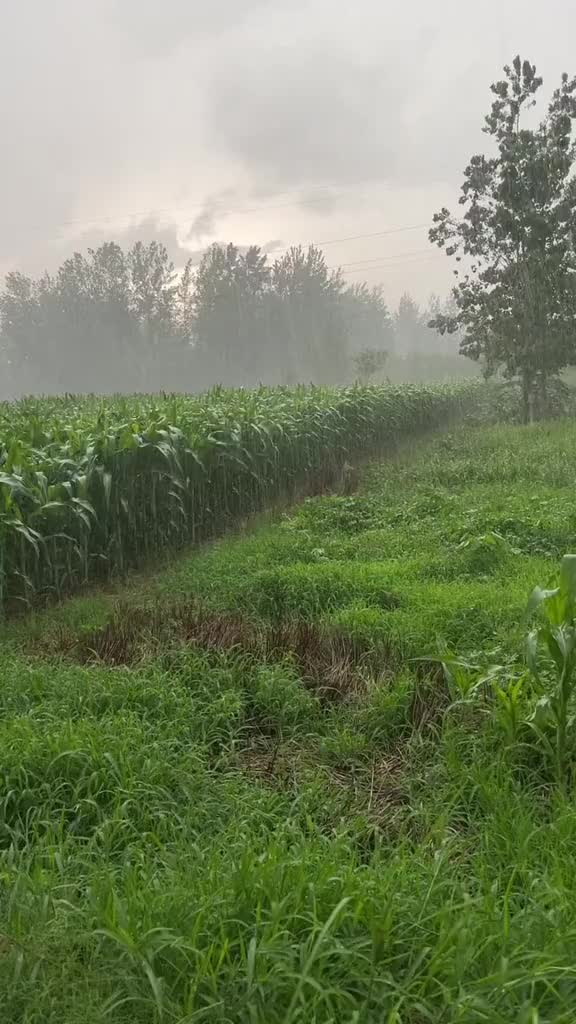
[1,0,575,397]
[0,239,469,399]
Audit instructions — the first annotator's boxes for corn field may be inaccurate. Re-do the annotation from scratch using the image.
[0,382,479,613]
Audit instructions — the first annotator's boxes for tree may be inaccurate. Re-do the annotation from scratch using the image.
[394,292,428,354]
[341,282,395,358]
[2,235,413,395]
[192,243,270,385]
[424,294,462,355]
[430,56,576,422]
[271,245,348,384]
[0,242,195,395]
[353,347,388,383]
[0,329,15,399]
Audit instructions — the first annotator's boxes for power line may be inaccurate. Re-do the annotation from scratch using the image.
[180,225,431,266]
[335,247,434,270]
[266,223,430,259]
[41,217,435,274]
[5,179,435,283]
[12,176,392,239]
[66,187,363,232]
[339,254,442,274]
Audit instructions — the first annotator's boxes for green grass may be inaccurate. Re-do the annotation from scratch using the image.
[3,417,576,1021]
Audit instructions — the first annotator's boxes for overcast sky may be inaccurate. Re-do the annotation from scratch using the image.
[1,0,575,305]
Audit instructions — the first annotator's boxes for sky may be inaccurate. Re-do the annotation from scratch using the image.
[1,0,575,306]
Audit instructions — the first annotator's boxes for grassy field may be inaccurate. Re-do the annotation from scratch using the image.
[2,416,576,1022]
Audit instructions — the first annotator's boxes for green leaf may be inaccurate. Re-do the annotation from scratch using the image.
[560,554,576,602]
[527,585,559,618]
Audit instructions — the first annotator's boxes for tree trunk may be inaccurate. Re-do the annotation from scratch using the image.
[521,371,533,425]
[538,370,547,420]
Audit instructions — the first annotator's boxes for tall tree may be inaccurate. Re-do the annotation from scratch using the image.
[0,320,16,399]
[430,56,576,421]
[126,241,192,389]
[395,293,426,354]
[192,243,270,385]
[341,282,395,357]
[0,242,195,394]
[2,236,421,395]
[271,245,348,384]
[424,294,462,355]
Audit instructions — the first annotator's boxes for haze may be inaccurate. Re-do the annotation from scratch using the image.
[1,0,574,305]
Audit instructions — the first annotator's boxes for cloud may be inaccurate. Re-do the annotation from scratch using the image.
[209,52,402,187]
[187,202,220,242]
[2,0,576,308]
[186,190,240,242]
[72,217,194,266]
[205,0,576,195]
[0,218,198,283]
[262,239,284,254]
[206,27,500,195]
[100,0,280,56]
[0,175,74,273]
[298,189,340,217]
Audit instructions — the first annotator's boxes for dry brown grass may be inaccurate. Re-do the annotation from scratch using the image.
[238,736,412,838]
[47,602,383,703]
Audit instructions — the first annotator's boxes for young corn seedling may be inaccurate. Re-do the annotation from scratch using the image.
[525,554,576,790]
[427,557,576,790]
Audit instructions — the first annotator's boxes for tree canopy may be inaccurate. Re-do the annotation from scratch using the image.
[0,242,195,394]
[1,240,403,395]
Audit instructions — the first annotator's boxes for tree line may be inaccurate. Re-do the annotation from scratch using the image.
[0,239,456,397]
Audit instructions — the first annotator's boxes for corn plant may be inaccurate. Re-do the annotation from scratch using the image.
[0,381,481,614]
[434,555,576,790]
[524,554,576,788]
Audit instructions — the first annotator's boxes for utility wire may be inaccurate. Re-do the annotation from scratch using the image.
[339,254,441,274]
[266,224,430,259]
[5,174,435,279]
[10,177,393,237]
[334,247,435,270]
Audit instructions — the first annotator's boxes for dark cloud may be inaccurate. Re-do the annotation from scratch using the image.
[186,190,239,242]
[205,7,547,193]
[100,0,279,56]
[210,53,401,186]
[188,202,220,242]
[298,189,339,217]
[262,239,284,254]
[2,0,576,303]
